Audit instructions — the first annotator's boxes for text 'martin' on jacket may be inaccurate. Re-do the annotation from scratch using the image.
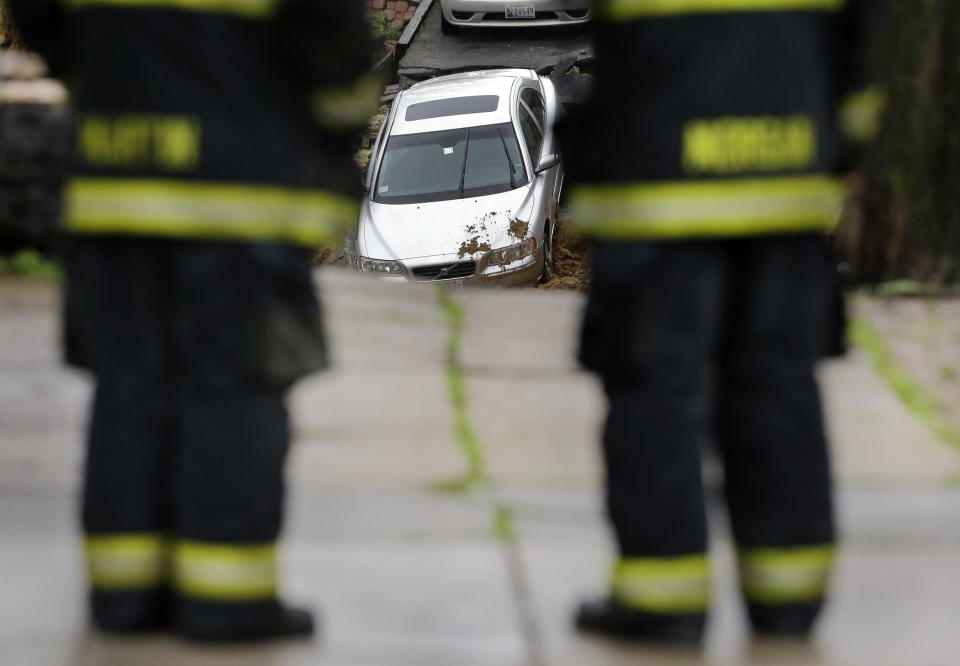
[564,0,885,240]
[10,0,382,247]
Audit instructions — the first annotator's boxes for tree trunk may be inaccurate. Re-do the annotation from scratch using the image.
[841,0,960,284]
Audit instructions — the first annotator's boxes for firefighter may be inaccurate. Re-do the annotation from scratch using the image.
[9,0,379,640]
[560,0,883,643]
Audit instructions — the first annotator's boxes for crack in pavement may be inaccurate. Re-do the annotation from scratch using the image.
[433,284,547,666]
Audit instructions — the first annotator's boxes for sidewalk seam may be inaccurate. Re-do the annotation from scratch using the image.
[434,285,547,666]
[850,317,960,451]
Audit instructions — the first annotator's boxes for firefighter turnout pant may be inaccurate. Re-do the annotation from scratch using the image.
[66,236,326,632]
[580,234,836,631]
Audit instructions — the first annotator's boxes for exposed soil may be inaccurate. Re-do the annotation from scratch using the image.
[539,214,590,291]
[354,106,390,170]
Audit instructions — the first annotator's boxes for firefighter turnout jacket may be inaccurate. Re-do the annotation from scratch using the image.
[565,0,885,638]
[11,0,380,247]
[9,0,378,634]
[565,0,883,239]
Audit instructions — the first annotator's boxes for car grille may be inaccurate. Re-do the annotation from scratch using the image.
[411,261,476,281]
[481,11,559,20]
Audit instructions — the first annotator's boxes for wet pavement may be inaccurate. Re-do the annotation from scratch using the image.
[1,269,959,665]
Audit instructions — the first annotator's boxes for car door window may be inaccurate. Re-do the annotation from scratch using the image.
[520,88,546,132]
[517,105,543,167]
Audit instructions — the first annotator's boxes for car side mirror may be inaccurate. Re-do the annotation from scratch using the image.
[535,154,559,174]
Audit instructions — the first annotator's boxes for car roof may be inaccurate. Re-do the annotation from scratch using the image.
[390,69,539,136]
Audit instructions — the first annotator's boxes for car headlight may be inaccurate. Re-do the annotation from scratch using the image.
[359,257,403,275]
[487,238,537,266]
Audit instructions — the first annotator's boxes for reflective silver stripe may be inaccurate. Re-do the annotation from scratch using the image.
[173,540,277,601]
[571,175,842,239]
[86,534,166,589]
[67,178,359,246]
[739,545,835,603]
[598,0,845,21]
[61,0,277,18]
[611,555,710,613]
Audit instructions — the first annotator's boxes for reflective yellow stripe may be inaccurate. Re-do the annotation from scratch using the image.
[570,175,843,239]
[311,73,383,132]
[173,540,277,601]
[61,0,277,18]
[611,555,710,613]
[598,0,845,20]
[739,545,835,603]
[67,178,359,246]
[86,534,166,589]
[839,87,886,144]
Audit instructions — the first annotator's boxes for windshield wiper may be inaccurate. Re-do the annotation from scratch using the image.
[497,127,516,190]
[458,129,471,198]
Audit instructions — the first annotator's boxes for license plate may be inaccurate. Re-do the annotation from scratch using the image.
[505,4,535,18]
[446,279,465,289]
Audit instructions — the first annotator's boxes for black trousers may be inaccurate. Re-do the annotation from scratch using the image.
[580,234,835,622]
[65,236,326,630]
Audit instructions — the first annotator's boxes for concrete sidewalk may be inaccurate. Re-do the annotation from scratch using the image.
[1,269,959,666]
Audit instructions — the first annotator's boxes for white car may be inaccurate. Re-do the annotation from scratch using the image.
[356,69,563,287]
[440,0,591,33]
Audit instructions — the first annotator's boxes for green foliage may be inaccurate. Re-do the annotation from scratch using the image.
[430,285,489,493]
[0,250,62,279]
[369,11,402,42]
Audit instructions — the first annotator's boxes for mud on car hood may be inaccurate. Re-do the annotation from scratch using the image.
[359,186,536,262]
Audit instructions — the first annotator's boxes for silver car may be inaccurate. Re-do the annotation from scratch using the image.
[356,69,563,287]
[440,0,591,33]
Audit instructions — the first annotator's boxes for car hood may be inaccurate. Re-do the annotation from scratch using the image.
[359,186,536,262]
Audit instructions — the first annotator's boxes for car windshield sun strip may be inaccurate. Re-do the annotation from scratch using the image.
[457,128,471,198]
[497,126,516,190]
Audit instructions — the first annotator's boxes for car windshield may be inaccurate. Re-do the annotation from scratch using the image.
[374,123,526,205]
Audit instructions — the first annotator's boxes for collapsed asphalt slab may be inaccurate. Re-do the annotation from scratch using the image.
[398,0,594,104]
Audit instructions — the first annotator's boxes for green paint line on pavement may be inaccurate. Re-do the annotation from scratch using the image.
[850,317,960,451]
[431,285,488,493]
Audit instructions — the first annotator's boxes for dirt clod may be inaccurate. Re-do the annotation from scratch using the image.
[458,236,492,258]
[508,219,529,240]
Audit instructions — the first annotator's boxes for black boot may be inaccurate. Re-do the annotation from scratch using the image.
[575,598,705,645]
[748,600,822,637]
[176,599,316,642]
[91,589,171,634]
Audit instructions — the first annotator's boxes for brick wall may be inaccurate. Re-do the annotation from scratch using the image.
[369,0,421,53]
